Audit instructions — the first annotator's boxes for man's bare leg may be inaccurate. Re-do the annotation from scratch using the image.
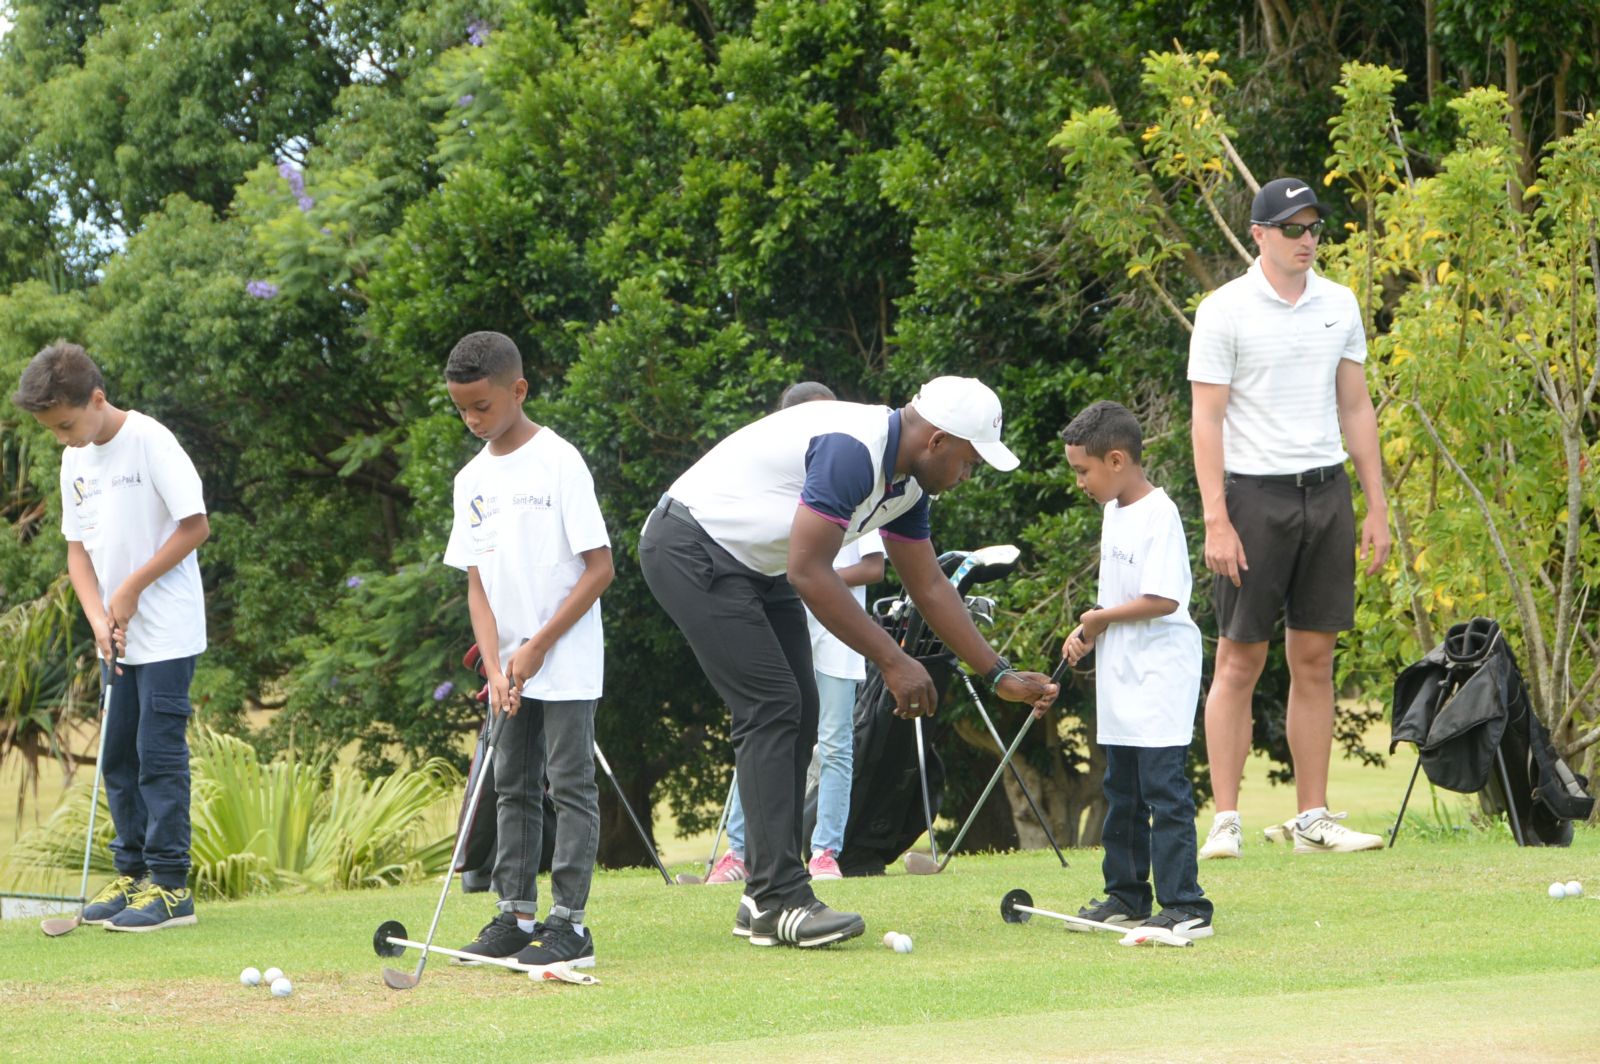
[1284,627,1337,814]
[1204,637,1270,811]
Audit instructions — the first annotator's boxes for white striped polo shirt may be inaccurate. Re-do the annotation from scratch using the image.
[1187,259,1366,475]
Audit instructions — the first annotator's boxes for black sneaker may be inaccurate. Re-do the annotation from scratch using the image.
[81,874,145,925]
[455,913,535,964]
[747,899,864,948]
[512,923,595,972]
[1141,908,1213,941]
[732,894,757,938]
[1069,896,1149,932]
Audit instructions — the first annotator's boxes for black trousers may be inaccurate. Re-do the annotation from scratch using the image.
[639,499,819,910]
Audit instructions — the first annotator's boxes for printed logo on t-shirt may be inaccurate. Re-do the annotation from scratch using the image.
[71,475,102,535]
[71,476,96,505]
[1108,545,1137,566]
[109,472,145,490]
[467,493,500,555]
[511,492,553,510]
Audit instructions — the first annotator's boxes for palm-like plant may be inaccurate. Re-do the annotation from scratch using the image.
[3,728,460,898]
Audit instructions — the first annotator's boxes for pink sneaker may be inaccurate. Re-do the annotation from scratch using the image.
[808,849,843,880]
[706,850,747,884]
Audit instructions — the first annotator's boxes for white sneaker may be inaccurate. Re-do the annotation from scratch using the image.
[1292,811,1384,853]
[1198,816,1242,860]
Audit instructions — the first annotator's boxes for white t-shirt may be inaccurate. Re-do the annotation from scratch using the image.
[1091,488,1202,748]
[444,428,610,700]
[665,402,930,576]
[59,411,207,665]
[1187,260,1367,475]
[805,529,885,682]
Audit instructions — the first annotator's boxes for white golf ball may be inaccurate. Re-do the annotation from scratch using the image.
[881,931,901,947]
[1565,880,1583,898]
[893,933,913,954]
[270,976,293,998]
[239,967,261,987]
[263,967,284,983]
[1548,882,1566,900]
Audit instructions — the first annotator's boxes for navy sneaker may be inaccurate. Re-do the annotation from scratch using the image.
[1070,896,1148,932]
[455,913,534,965]
[81,875,145,925]
[747,899,863,948]
[512,923,595,973]
[106,883,196,932]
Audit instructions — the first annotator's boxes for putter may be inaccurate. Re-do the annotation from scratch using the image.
[41,663,115,938]
[382,706,508,990]
[958,672,1069,868]
[905,659,1072,876]
[1000,887,1192,948]
[676,772,738,886]
[592,741,676,886]
[911,714,939,866]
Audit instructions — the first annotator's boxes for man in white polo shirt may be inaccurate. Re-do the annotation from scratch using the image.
[1189,178,1392,860]
[639,377,1058,948]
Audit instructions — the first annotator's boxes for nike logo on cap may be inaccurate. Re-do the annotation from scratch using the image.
[1286,186,1310,197]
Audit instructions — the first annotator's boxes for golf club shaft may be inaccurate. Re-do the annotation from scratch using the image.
[412,709,505,981]
[593,742,673,885]
[382,933,526,972]
[1,890,87,903]
[705,772,736,874]
[912,715,938,861]
[75,668,114,908]
[936,711,1038,872]
[960,673,1068,868]
[1013,901,1184,944]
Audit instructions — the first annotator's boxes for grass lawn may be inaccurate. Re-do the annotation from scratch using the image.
[2,830,1598,1062]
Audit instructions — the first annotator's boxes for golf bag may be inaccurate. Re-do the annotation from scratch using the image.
[803,546,1019,876]
[1390,617,1594,846]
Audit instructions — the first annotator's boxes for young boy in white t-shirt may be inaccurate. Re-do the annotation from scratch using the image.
[442,331,614,973]
[1061,400,1212,941]
[13,342,209,932]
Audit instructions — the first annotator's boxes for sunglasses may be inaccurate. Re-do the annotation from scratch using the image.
[1255,219,1325,239]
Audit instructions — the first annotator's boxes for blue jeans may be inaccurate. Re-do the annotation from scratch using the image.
[1100,744,1211,918]
[727,670,856,858]
[103,656,197,890]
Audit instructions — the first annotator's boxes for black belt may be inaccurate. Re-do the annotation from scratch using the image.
[1229,464,1343,487]
[656,494,704,531]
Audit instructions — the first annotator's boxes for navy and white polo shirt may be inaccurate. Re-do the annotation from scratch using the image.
[666,401,931,575]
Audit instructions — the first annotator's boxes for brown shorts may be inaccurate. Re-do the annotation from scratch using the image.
[1212,466,1355,642]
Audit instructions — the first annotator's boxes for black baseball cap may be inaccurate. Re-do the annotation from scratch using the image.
[1251,178,1330,225]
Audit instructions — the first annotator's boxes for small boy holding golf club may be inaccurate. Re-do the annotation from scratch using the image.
[14,341,209,932]
[1060,400,1212,942]
[442,331,614,972]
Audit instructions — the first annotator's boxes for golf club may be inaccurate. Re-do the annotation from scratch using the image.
[958,671,1068,868]
[41,663,115,938]
[592,741,676,886]
[382,706,507,990]
[905,659,1071,876]
[999,887,1192,947]
[373,918,529,973]
[675,772,738,886]
[911,714,939,866]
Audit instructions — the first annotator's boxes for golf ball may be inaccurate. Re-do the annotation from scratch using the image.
[263,967,284,983]
[882,931,901,947]
[893,934,913,954]
[240,967,261,987]
[1549,882,1566,899]
[1565,880,1583,898]
[270,976,293,998]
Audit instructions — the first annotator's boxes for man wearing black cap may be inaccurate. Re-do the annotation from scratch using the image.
[639,377,1059,947]
[1187,178,1392,860]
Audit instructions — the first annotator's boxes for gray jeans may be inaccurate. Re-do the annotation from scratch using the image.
[491,696,600,927]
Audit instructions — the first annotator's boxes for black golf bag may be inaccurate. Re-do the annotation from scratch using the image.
[803,546,1020,876]
[1390,617,1594,846]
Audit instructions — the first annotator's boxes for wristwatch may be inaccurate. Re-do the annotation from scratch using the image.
[984,656,1013,687]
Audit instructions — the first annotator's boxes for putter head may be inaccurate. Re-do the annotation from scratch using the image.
[39,915,81,937]
[903,850,939,875]
[673,872,704,885]
[373,919,408,959]
[381,966,420,990]
[999,888,1034,924]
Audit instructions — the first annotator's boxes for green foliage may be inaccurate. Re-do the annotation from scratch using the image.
[4,728,459,898]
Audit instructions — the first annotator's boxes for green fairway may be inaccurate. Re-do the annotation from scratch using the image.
[2,830,1597,1062]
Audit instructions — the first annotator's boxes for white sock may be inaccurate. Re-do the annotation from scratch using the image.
[1297,806,1328,828]
[516,917,537,933]
[570,921,586,938]
[1213,810,1240,825]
